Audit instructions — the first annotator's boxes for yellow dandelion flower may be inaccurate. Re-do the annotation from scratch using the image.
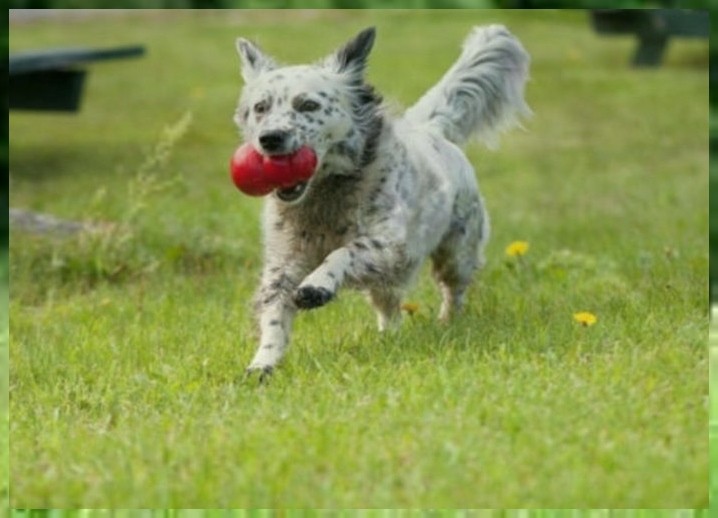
[573,311,597,327]
[505,240,529,257]
[401,302,420,315]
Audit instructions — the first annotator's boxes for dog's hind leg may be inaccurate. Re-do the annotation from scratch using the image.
[432,262,471,322]
[367,287,403,331]
[431,205,488,321]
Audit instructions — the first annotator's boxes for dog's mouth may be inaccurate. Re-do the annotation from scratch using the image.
[276,181,309,203]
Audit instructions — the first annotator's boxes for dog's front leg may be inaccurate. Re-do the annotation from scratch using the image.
[294,238,405,310]
[294,247,351,309]
[247,270,300,377]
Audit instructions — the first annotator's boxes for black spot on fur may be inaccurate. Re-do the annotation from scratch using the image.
[261,274,297,306]
[334,141,359,162]
[262,293,279,306]
[331,67,384,167]
[365,263,380,274]
[359,108,383,167]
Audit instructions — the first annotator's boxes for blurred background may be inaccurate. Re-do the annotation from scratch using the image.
[6,1,713,290]
[5,0,714,8]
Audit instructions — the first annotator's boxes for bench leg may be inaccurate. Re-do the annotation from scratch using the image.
[633,34,668,67]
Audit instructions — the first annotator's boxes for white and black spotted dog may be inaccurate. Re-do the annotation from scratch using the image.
[234,25,530,378]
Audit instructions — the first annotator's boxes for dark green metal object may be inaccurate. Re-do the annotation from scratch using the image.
[10,69,87,112]
[591,9,708,67]
[9,45,145,112]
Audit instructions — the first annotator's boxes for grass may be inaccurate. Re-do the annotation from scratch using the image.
[9,10,708,508]
[4,512,712,518]
[711,309,718,509]
[1,250,7,511]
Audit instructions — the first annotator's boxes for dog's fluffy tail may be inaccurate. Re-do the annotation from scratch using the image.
[403,25,530,148]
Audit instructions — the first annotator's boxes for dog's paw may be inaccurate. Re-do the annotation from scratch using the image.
[294,286,334,309]
[245,364,274,384]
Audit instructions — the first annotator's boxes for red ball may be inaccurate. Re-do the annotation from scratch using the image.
[229,144,274,196]
[230,144,318,196]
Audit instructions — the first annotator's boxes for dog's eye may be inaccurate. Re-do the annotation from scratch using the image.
[297,99,320,113]
[253,100,270,114]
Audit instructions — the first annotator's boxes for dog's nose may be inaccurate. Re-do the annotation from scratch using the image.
[258,130,289,153]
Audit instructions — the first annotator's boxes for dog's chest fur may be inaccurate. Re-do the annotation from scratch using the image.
[265,173,363,266]
[263,138,418,273]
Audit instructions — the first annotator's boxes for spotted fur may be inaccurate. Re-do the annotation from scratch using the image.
[234,25,530,376]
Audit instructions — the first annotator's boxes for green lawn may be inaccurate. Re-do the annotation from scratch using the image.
[3,511,710,518]
[9,10,708,507]
[1,250,7,511]
[711,311,718,508]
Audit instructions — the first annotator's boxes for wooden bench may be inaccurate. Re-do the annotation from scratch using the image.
[590,9,709,67]
[9,45,145,112]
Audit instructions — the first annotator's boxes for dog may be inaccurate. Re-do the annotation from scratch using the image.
[233,25,530,378]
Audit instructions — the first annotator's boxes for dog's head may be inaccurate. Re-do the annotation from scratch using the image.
[234,27,382,204]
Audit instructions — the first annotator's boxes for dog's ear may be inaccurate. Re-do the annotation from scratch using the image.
[327,27,376,77]
[236,38,276,82]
